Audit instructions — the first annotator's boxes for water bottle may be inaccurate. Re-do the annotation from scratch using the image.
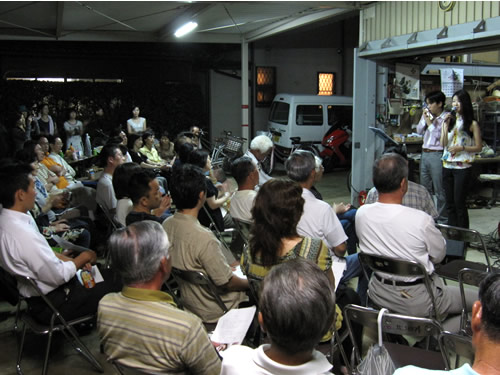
[84,133,92,157]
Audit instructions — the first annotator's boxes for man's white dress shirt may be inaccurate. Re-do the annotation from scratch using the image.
[0,208,76,297]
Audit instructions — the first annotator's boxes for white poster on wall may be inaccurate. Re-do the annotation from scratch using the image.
[395,63,420,100]
[440,69,464,97]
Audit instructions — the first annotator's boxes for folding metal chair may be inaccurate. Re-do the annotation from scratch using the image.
[344,304,448,371]
[458,268,485,336]
[435,224,492,282]
[439,331,474,370]
[231,218,251,258]
[0,266,23,332]
[16,276,103,375]
[97,203,124,268]
[170,268,228,314]
[201,205,238,259]
[233,218,250,247]
[358,253,442,321]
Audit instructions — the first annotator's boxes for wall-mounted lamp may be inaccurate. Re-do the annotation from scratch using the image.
[174,21,198,37]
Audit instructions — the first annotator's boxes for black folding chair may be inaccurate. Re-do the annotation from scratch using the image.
[435,224,492,282]
[97,203,124,268]
[16,276,103,375]
[170,268,228,314]
[344,304,447,371]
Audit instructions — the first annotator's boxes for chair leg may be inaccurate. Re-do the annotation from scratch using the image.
[63,325,104,373]
[16,323,27,375]
[42,328,54,375]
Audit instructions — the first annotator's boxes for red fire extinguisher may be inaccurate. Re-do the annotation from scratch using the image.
[358,190,367,206]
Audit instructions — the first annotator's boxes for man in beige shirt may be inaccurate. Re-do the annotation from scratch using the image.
[163,164,248,323]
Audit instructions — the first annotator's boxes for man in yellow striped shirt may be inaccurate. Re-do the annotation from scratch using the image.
[98,221,221,374]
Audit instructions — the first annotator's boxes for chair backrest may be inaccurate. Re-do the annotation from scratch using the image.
[458,268,485,335]
[344,304,447,369]
[358,253,441,320]
[439,331,474,370]
[233,218,250,245]
[98,203,123,231]
[436,224,491,269]
[201,205,235,256]
[246,275,262,304]
[170,268,228,314]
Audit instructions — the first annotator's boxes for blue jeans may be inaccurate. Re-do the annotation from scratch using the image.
[338,208,358,255]
[339,253,369,306]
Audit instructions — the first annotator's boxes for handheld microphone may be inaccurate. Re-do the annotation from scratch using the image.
[450,106,457,117]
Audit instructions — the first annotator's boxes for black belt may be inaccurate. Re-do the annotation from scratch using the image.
[374,273,424,287]
[422,149,443,153]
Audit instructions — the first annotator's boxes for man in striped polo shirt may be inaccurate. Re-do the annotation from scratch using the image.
[98,221,220,374]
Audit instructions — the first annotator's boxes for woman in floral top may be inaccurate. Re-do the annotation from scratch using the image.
[440,89,482,228]
[241,178,341,340]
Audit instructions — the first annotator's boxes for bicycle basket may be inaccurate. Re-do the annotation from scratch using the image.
[223,136,245,154]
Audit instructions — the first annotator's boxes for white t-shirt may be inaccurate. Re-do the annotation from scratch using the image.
[297,188,347,250]
[230,190,257,223]
[356,202,446,280]
[394,364,478,375]
[96,173,116,212]
[220,344,332,375]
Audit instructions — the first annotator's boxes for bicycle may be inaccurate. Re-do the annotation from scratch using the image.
[268,129,321,171]
[209,130,246,173]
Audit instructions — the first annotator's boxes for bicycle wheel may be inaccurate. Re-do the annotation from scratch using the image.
[299,144,320,157]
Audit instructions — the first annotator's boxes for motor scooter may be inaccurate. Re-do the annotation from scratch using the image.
[320,124,352,171]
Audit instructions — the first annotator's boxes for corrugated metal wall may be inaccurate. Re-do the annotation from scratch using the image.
[361,1,500,43]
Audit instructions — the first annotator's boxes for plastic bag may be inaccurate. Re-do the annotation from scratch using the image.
[356,308,396,375]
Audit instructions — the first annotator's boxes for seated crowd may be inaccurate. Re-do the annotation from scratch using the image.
[0,114,497,374]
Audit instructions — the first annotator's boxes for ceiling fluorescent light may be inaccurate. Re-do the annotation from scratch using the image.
[175,21,198,37]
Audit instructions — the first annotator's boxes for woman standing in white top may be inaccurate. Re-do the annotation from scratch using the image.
[64,108,84,153]
[440,89,482,229]
[127,106,147,134]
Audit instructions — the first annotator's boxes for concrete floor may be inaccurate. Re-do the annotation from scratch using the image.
[0,168,498,374]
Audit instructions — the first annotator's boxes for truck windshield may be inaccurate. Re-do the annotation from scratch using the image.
[269,102,289,125]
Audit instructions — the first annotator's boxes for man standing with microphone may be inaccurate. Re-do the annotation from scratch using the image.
[416,90,449,223]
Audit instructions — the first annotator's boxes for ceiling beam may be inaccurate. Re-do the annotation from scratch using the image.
[244,8,353,42]
[55,1,64,39]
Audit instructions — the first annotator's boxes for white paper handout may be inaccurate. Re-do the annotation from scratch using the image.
[232,265,247,279]
[210,306,256,345]
[52,234,91,253]
[331,256,347,292]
